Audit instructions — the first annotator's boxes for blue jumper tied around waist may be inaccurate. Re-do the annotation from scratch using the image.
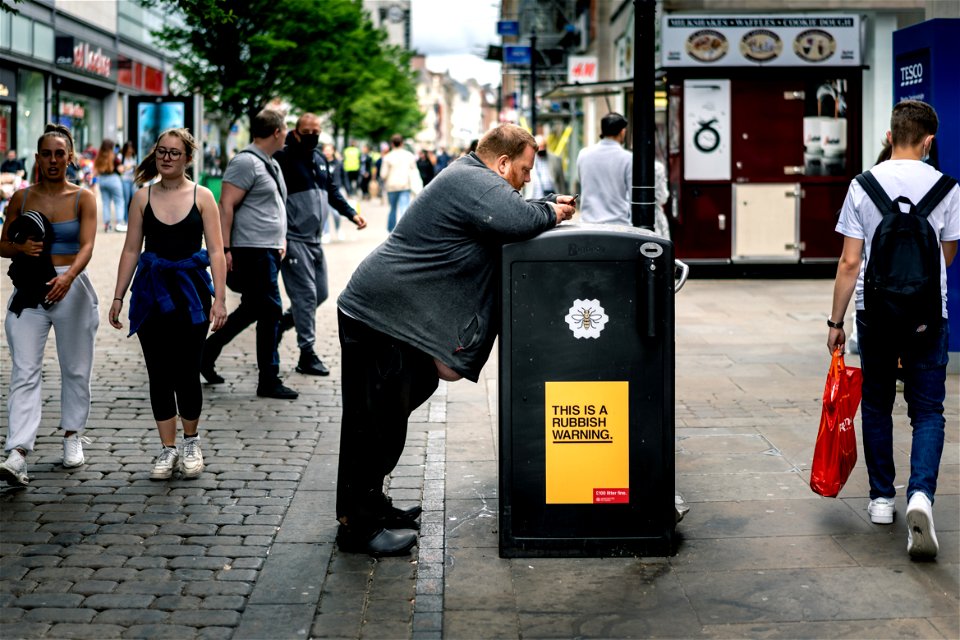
[128,249,213,336]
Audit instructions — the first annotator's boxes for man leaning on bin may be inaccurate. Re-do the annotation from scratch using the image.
[334,124,577,556]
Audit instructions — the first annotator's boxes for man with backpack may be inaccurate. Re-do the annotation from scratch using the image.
[828,100,959,559]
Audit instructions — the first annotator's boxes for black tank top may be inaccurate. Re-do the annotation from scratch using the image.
[143,184,204,261]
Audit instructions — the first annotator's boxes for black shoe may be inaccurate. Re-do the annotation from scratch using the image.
[336,524,417,557]
[256,380,299,399]
[377,495,422,530]
[296,350,330,376]
[276,311,295,348]
[199,361,224,385]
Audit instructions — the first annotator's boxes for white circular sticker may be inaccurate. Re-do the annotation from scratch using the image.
[565,299,608,339]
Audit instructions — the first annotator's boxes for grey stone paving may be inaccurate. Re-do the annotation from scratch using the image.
[1,196,958,639]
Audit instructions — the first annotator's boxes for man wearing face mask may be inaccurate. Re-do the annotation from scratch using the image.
[273,113,367,377]
[333,124,576,555]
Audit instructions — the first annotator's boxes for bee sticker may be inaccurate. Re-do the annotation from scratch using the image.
[565,299,609,339]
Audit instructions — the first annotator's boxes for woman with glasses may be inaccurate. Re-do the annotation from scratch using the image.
[0,124,99,486]
[108,129,227,481]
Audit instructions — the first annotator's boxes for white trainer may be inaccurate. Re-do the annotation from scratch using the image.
[180,437,204,479]
[150,447,180,480]
[867,496,896,524]
[62,434,85,468]
[0,449,29,486]
[906,492,938,559]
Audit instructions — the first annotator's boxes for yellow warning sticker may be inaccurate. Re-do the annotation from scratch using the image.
[544,381,629,504]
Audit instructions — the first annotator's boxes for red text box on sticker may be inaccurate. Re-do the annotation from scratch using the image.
[593,488,629,504]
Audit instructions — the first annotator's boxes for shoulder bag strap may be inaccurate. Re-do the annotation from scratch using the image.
[855,171,894,214]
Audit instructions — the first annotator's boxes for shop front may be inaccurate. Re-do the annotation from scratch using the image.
[661,15,864,265]
[53,34,118,153]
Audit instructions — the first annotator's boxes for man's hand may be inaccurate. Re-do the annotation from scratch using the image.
[353,214,367,230]
[549,201,576,224]
[827,327,845,354]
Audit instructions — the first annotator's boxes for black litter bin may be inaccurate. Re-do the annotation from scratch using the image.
[499,223,688,558]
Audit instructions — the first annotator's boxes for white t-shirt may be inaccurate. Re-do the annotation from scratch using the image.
[835,159,960,316]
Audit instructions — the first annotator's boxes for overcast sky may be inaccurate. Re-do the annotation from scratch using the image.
[410,0,503,86]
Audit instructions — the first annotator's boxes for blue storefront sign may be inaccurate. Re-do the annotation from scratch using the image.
[498,20,520,37]
[894,48,930,103]
[504,45,531,65]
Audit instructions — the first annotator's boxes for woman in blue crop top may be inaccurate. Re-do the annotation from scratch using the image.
[0,124,99,487]
[108,127,227,481]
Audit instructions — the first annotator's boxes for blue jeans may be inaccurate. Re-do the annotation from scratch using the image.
[122,177,136,221]
[99,174,124,226]
[857,310,948,504]
[386,190,410,232]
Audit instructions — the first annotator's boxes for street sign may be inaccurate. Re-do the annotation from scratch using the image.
[498,20,520,37]
[567,55,599,83]
[504,45,531,65]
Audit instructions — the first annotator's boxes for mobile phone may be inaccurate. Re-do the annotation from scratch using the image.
[570,193,579,203]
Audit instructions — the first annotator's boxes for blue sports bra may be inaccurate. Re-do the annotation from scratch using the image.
[20,187,82,255]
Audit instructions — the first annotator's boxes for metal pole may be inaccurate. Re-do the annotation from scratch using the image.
[530,30,537,136]
[632,0,655,230]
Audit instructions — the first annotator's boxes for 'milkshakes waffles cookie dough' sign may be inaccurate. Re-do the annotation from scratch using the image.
[662,15,861,67]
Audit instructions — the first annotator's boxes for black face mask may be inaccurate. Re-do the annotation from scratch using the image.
[297,133,320,150]
[537,148,547,157]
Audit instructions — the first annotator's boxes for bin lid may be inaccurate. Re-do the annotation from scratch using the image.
[504,222,671,261]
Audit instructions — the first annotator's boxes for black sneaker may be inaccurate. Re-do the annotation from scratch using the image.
[296,350,330,376]
[199,362,224,385]
[256,380,299,400]
[335,524,417,557]
[276,310,295,348]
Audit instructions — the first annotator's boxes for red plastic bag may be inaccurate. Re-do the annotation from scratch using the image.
[810,349,862,497]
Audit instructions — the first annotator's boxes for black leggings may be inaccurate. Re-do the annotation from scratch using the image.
[138,311,210,421]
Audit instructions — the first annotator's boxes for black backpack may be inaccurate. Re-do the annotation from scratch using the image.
[856,170,956,333]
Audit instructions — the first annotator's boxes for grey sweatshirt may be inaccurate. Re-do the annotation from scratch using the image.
[338,153,557,381]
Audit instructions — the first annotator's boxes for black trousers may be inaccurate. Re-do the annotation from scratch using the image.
[336,310,439,526]
[204,248,282,383]
[138,310,209,421]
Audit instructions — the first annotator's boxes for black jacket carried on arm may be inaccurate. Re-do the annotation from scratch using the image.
[7,209,57,316]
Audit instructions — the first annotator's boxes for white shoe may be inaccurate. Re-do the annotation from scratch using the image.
[867,496,896,524]
[150,447,180,480]
[337,229,346,241]
[180,437,204,479]
[62,434,85,468]
[0,449,29,486]
[321,232,331,244]
[906,492,938,559]
[116,223,128,232]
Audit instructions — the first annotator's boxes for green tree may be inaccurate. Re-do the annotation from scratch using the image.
[141,0,422,161]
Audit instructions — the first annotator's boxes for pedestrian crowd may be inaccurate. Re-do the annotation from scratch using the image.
[2,101,955,563]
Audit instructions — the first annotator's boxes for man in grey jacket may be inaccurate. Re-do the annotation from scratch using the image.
[335,124,576,555]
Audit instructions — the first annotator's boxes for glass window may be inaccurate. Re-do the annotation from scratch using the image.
[33,23,53,63]
[17,70,45,179]
[0,13,11,50]
[11,15,31,56]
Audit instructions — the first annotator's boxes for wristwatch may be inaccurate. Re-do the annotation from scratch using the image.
[826,318,844,329]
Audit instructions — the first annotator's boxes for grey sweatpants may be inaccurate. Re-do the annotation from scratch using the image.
[5,267,99,452]
[280,239,328,351]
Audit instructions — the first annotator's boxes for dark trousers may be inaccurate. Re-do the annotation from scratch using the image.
[336,310,439,526]
[857,311,948,503]
[204,248,282,383]
[138,310,209,421]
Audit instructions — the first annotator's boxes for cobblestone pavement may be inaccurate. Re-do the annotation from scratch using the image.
[1,194,958,639]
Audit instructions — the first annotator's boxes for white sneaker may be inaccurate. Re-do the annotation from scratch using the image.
[867,496,896,524]
[0,449,29,486]
[116,223,128,232]
[62,434,85,468]
[180,437,204,479]
[906,492,938,559]
[150,447,180,480]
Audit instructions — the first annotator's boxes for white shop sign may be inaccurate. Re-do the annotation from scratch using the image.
[683,80,731,181]
[662,15,861,67]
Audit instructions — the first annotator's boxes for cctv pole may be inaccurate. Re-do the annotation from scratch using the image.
[530,29,537,136]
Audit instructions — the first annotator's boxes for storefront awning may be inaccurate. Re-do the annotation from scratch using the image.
[542,79,634,99]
